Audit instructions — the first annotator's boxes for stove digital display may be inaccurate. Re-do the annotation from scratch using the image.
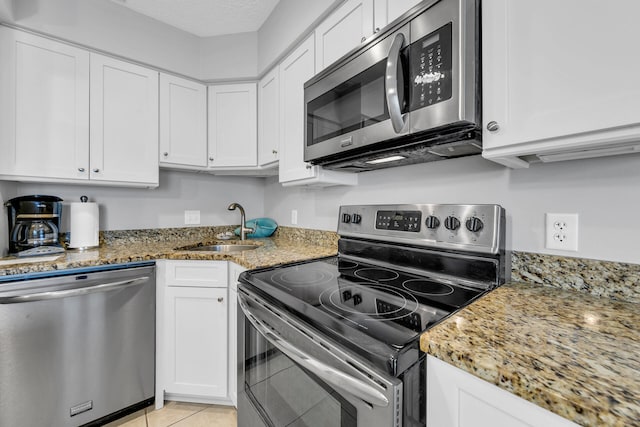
[376,210,421,232]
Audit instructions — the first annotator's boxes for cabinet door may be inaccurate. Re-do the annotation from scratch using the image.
[90,54,159,186]
[0,27,90,180]
[278,35,318,183]
[315,0,374,72]
[159,74,207,168]
[373,0,421,30]
[258,67,280,167]
[208,83,258,167]
[164,286,228,398]
[482,0,640,166]
[427,356,579,427]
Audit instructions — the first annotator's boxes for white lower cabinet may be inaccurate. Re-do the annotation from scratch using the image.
[427,356,579,427]
[228,262,247,408]
[156,260,232,407]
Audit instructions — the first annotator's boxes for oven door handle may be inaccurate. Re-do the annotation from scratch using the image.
[238,293,390,407]
[386,32,407,133]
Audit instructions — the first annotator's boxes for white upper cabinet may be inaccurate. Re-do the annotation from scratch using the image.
[278,35,358,187]
[373,0,422,30]
[279,35,317,183]
[208,83,258,167]
[315,0,374,72]
[0,27,90,181]
[90,53,159,186]
[159,74,207,168]
[0,27,159,187]
[482,0,640,168]
[258,67,280,167]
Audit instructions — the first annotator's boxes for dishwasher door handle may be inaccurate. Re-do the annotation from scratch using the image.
[0,276,150,304]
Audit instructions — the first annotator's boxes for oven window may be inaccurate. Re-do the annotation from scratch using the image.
[244,322,357,427]
[307,59,392,146]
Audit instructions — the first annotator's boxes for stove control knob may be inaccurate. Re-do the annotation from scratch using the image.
[425,215,440,229]
[353,294,362,306]
[342,213,352,223]
[466,217,484,233]
[352,214,362,224]
[342,290,352,301]
[444,216,460,231]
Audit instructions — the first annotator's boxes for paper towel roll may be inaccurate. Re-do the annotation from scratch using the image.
[69,202,99,249]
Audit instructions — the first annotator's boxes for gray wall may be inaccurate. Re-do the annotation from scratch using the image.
[14,170,266,233]
[263,154,640,265]
[0,0,259,81]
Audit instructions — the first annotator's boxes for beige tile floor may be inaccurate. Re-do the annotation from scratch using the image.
[105,401,237,427]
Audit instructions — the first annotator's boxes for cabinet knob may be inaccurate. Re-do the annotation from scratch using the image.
[375,27,380,33]
[486,121,500,132]
[163,152,168,157]
[306,164,312,169]
[92,168,100,173]
[78,167,85,172]
[217,297,224,303]
[361,36,367,43]
[209,157,214,162]
[272,149,278,155]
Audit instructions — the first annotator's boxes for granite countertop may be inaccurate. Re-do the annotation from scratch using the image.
[0,226,338,278]
[420,282,640,427]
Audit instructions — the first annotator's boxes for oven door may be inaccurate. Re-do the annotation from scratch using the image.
[237,287,402,427]
[304,24,411,163]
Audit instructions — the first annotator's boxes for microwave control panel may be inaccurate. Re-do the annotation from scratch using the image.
[409,22,453,111]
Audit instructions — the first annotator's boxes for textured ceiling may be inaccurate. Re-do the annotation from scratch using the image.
[109,0,280,37]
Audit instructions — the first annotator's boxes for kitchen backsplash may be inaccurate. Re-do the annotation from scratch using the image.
[512,251,640,304]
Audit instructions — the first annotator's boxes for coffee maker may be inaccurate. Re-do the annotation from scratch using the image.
[6,195,63,254]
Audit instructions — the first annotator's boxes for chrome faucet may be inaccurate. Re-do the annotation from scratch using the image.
[227,203,254,240]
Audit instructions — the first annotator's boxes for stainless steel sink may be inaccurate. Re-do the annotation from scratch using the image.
[182,244,259,252]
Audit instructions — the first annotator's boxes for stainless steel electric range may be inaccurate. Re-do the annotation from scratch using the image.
[237,204,506,427]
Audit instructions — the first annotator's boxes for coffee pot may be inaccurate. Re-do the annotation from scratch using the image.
[5,195,63,254]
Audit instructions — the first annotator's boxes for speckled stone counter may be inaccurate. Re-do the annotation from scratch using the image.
[420,282,640,427]
[0,225,338,277]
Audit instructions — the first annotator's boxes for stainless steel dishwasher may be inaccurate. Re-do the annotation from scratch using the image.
[0,263,155,427]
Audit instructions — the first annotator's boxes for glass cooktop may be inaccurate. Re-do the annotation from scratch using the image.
[241,256,483,351]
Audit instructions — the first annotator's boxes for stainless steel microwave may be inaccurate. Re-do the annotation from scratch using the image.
[304,0,480,172]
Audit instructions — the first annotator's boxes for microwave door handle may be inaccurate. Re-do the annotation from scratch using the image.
[386,33,407,133]
[238,294,390,407]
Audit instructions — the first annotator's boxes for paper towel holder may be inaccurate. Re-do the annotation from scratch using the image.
[68,195,100,251]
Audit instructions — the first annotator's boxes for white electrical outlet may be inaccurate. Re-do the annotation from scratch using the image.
[545,213,578,251]
[291,209,298,225]
[184,210,201,225]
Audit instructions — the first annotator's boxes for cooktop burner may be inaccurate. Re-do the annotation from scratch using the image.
[354,267,399,282]
[402,279,454,296]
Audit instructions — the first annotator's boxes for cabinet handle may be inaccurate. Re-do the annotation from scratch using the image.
[306,164,312,170]
[209,157,214,162]
[217,297,224,303]
[163,152,168,157]
[78,167,85,172]
[272,149,278,154]
[487,121,500,132]
[92,168,100,173]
